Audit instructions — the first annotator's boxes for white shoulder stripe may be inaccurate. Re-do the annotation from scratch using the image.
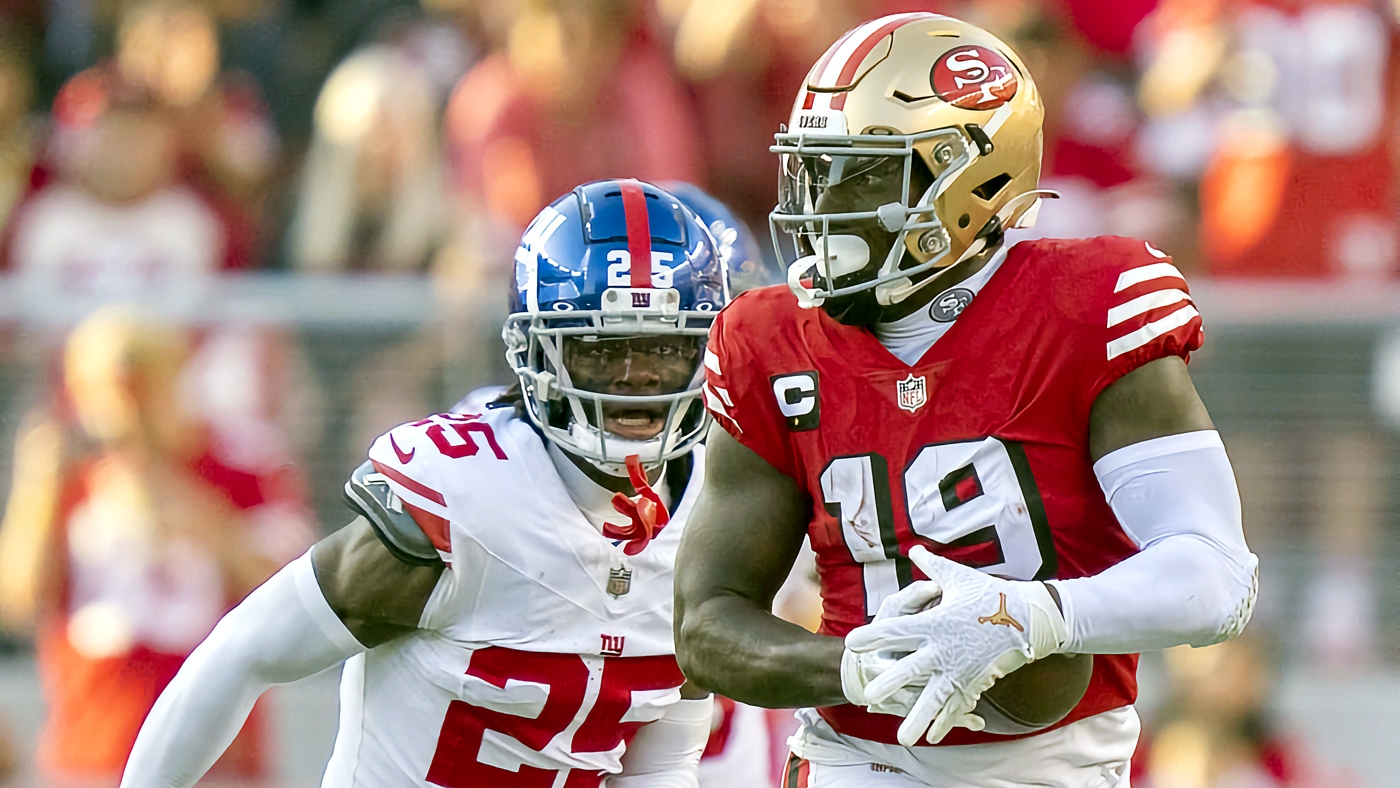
[1107,288,1190,328]
[703,382,731,417]
[1114,262,1184,293]
[1107,305,1200,360]
[703,348,722,376]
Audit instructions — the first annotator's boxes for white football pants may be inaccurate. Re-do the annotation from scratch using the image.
[782,706,1137,788]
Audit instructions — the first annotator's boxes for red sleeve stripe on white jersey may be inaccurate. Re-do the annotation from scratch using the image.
[1107,305,1201,360]
[1107,288,1191,328]
[369,459,448,513]
[1113,262,1185,293]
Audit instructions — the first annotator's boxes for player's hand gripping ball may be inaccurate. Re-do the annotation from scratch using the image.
[841,546,1091,746]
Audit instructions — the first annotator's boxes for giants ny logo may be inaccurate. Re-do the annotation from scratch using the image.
[600,634,625,657]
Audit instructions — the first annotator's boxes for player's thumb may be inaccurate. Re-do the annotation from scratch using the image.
[873,577,942,620]
[907,545,956,585]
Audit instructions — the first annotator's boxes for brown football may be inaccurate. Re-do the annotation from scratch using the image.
[972,653,1094,735]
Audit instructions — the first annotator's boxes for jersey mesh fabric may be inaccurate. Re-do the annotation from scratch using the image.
[703,236,1203,747]
[325,408,698,786]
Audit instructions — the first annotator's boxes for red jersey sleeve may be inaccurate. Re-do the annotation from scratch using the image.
[703,291,801,479]
[1069,237,1205,408]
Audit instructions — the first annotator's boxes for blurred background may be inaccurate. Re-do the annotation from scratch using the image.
[0,0,1395,786]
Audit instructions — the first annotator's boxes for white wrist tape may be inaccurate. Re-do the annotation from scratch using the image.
[121,552,365,788]
[610,696,713,787]
[1050,431,1258,653]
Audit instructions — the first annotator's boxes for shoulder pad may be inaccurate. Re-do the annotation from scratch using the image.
[343,460,441,566]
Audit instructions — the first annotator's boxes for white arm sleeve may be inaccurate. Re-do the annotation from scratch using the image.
[121,551,365,788]
[607,696,713,788]
[1049,431,1258,654]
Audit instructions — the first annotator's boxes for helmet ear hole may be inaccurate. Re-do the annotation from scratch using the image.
[972,173,1012,201]
[958,214,970,228]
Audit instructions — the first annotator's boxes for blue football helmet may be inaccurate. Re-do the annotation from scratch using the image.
[504,179,729,475]
[663,182,780,293]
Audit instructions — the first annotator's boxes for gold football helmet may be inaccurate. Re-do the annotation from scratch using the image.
[772,13,1051,322]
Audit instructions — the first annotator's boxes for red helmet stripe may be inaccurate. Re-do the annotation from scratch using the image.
[619,179,653,288]
[829,13,932,110]
[802,90,816,110]
[807,28,855,87]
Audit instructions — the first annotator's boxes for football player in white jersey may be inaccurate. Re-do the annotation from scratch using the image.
[121,179,730,788]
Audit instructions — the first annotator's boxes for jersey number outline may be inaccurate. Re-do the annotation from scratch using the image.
[411,413,508,460]
[820,437,1058,617]
[426,646,683,788]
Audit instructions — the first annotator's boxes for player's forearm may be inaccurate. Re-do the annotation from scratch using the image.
[677,594,846,708]
[121,553,364,788]
[1051,533,1255,652]
[1050,431,1258,654]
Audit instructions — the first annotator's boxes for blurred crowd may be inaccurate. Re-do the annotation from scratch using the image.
[0,0,1395,283]
[0,0,1396,786]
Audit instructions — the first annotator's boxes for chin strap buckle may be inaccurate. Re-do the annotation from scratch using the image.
[605,454,670,555]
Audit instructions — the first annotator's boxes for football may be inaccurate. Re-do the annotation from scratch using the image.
[973,653,1094,735]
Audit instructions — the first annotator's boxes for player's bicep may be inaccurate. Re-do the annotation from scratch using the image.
[1088,356,1214,462]
[676,424,809,616]
[311,517,444,648]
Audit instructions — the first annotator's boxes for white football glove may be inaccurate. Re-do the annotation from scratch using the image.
[840,620,926,713]
[844,546,1069,747]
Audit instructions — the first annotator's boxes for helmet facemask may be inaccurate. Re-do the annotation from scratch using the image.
[503,295,714,477]
[771,126,980,325]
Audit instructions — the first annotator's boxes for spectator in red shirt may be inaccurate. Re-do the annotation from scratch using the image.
[445,0,702,233]
[0,308,311,786]
[5,69,232,308]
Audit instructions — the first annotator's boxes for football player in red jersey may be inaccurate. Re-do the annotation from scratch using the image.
[674,14,1259,788]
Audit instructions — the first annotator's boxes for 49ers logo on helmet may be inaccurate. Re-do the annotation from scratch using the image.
[930,45,1018,110]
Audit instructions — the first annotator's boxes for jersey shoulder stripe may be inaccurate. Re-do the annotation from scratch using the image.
[343,460,441,565]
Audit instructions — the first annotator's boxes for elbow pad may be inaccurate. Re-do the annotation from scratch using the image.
[1052,431,1259,653]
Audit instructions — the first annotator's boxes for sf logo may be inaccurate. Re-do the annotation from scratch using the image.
[931,45,1019,110]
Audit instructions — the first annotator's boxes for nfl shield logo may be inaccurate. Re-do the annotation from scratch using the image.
[607,566,632,598]
[897,374,928,413]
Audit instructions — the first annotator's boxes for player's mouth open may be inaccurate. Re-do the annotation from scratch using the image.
[604,407,666,440]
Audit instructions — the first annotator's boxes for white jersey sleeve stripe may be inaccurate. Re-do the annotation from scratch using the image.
[703,348,722,376]
[1106,288,1191,328]
[1107,305,1200,360]
[711,384,733,407]
[1114,262,1185,293]
[703,383,731,418]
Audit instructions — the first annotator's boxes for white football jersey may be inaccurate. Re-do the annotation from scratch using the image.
[322,406,703,788]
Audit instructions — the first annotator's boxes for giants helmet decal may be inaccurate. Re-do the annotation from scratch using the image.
[505,180,729,476]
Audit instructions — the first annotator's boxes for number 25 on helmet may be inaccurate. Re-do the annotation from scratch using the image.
[773,13,1056,323]
[504,180,730,476]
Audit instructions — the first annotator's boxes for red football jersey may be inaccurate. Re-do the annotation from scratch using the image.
[703,236,1204,747]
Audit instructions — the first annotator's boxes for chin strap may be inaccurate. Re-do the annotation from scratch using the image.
[605,454,670,555]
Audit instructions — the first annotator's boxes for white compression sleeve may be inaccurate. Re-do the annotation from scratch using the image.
[1049,431,1259,654]
[121,552,365,788]
[608,696,713,788]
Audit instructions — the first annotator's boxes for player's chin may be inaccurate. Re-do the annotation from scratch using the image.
[602,408,667,442]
